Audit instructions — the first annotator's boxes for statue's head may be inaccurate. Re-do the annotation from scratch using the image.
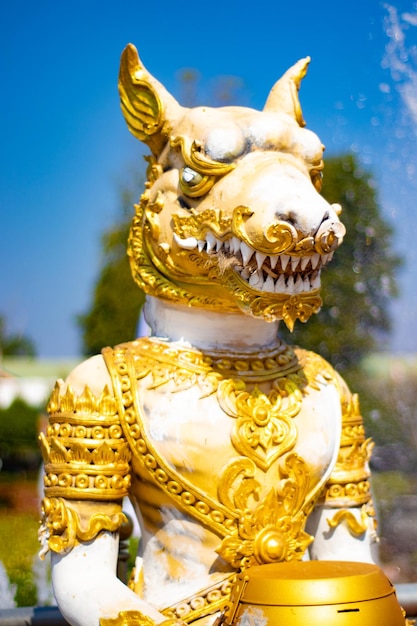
[119,45,345,330]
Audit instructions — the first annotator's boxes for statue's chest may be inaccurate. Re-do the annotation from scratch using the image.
[139,373,340,491]
[114,339,342,506]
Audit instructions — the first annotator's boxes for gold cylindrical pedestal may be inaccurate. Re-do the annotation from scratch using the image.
[223,561,404,626]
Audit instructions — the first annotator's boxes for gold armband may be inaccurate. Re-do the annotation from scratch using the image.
[323,392,373,508]
[38,380,132,556]
[39,497,127,556]
[326,501,378,539]
[101,611,187,626]
[39,381,131,501]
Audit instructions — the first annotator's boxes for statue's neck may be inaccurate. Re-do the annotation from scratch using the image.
[143,296,281,354]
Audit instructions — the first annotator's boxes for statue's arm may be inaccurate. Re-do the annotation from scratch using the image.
[50,530,166,626]
[306,374,379,563]
[39,355,169,626]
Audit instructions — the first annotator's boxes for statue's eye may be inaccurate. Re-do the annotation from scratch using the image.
[179,166,214,198]
[181,166,203,187]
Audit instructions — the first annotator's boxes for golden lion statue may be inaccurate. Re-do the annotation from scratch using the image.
[38,44,406,626]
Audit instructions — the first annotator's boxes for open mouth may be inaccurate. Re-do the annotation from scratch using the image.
[173,232,333,294]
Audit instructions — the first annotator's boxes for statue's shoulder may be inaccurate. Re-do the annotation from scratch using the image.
[47,339,146,415]
[64,353,112,396]
[292,345,357,413]
[46,352,116,424]
[292,346,339,387]
[62,339,148,396]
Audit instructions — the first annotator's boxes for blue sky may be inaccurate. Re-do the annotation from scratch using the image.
[2,0,417,357]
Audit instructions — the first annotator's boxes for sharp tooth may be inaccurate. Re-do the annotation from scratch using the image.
[264,275,275,292]
[303,278,310,292]
[173,233,198,250]
[241,241,255,266]
[241,268,250,280]
[224,239,230,251]
[311,253,320,269]
[287,276,295,292]
[232,236,240,254]
[197,240,205,252]
[275,275,286,292]
[294,275,303,292]
[291,256,300,271]
[256,251,267,269]
[215,237,223,252]
[249,270,263,290]
[301,257,310,270]
[206,232,216,253]
[270,255,278,269]
[311,272,321,289]
[321,252,334,266]
[280,254,290,272]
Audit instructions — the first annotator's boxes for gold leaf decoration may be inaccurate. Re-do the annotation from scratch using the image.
[216,453,313,568]
[39,432,50,465]
[49,437,70,464]
[76,386,97,413]
[218,380,300,472]
[58,385,76,413]
[92,442,115,466]
[115,442,131,464]
[98,385,118,415]
[71,442,91,464]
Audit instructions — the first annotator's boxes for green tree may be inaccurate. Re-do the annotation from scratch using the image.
[0,315,36,357]
[0,397,40,470]
[78,182,145,356]
[282,154,401,371]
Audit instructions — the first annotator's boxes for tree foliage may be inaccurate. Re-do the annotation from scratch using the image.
[78,184,145,356]
[0,315,36,357]
[281,154,401,371]
[0,398,40,471]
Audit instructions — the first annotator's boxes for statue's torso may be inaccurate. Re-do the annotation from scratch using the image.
[103,337,343,610]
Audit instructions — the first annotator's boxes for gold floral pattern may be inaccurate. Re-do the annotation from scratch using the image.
[216,454,313,568]
[218,381,300,472]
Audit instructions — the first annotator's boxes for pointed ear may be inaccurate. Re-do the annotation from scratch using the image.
[263,57,310,127]
[118,44,184,156]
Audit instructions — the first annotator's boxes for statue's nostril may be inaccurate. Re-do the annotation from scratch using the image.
[315,220,346,253]
[287,211,297,226]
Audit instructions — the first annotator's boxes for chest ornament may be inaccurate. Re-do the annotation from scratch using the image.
[216,453,314,568]
[218,379,301,472]
[103,340,337,569]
